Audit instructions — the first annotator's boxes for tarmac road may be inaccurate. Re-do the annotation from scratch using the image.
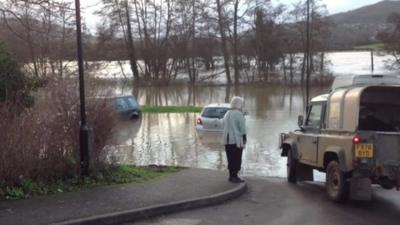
[129,177,400,225]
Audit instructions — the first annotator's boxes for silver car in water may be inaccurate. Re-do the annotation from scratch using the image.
[195,103,231,132]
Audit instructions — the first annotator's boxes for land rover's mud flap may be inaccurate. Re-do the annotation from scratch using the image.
[296,163,314,181]
[377,166,400,190]
[397,175,400,191]
[349,177,372,201]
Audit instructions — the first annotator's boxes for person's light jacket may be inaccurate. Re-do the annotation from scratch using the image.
[223,110,246,148]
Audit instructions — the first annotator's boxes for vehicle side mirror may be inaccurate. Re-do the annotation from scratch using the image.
[298,115,304,127]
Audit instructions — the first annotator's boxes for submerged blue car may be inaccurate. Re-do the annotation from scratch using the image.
[111,95,142,120]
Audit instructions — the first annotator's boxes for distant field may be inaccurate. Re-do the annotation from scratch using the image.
[353,43,385,51]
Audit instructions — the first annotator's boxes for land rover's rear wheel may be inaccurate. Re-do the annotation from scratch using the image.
[287,150,297,183]
[326,160,349,202]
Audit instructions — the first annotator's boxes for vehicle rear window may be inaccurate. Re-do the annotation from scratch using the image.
[358,87,400,132]
[359,104,400,131]
[202,107,229,118]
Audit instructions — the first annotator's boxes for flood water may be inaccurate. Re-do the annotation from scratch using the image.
[104,50,397,179]
[107,84,329,179]
[96,51,397,80]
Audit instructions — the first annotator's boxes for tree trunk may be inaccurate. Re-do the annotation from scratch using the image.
[289,53,294,83]
[282,56,287,81]
[190,0,197,83]
[320,52,324,71]
[233,0,240,84]
[216,0,232,84]
[301,52,306,84]
[186,58,194,82]
[124,1,140,82]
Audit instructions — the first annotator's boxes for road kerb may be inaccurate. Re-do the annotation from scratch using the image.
[53,182,247,225]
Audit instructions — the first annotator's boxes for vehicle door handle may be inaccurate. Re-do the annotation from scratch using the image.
[312,139,318,144]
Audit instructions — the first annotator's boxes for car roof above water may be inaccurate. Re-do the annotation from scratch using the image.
[204,103,231,108]
[95,95,137,100]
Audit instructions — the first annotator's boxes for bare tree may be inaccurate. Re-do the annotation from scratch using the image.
[124,1,140,81]
[231,0,253,84]
[173,0,198,83]
[232,0,240,84]
[377,13,400,66]
[288,0,331,82]
[98,0,140,82]
[250,3,285,81]
[131,0,177,82]
[0,0,76,78]
[281,28,300,82]
[215,0,232,84]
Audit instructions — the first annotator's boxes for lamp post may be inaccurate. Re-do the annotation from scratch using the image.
[74,0,90,176]
[305,0,311,110]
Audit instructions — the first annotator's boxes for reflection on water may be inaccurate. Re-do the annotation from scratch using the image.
[107,84,328,178]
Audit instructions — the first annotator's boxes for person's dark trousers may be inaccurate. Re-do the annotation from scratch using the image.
[225,144,243,178]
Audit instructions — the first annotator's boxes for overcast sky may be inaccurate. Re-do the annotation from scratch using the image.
[80,0,386,31]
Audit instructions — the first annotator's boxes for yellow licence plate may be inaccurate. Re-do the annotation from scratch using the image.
[355,144,374,158]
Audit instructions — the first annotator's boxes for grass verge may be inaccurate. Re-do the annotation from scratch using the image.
[0,165,181,200]
[353,43,385,51]
[142,105,202,113]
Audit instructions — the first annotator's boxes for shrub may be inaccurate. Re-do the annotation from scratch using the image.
[0,77,117,184]
[0,43,34,107]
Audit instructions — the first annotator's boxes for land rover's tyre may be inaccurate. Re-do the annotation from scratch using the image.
[287,150,297,183]
[326,160,349,202]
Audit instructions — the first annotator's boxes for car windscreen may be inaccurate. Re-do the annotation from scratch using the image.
[124,96,139,108]
[114,96,139,110]
[201,107,230,118]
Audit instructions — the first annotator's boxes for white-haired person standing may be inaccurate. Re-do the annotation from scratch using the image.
[223,96,247,183]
